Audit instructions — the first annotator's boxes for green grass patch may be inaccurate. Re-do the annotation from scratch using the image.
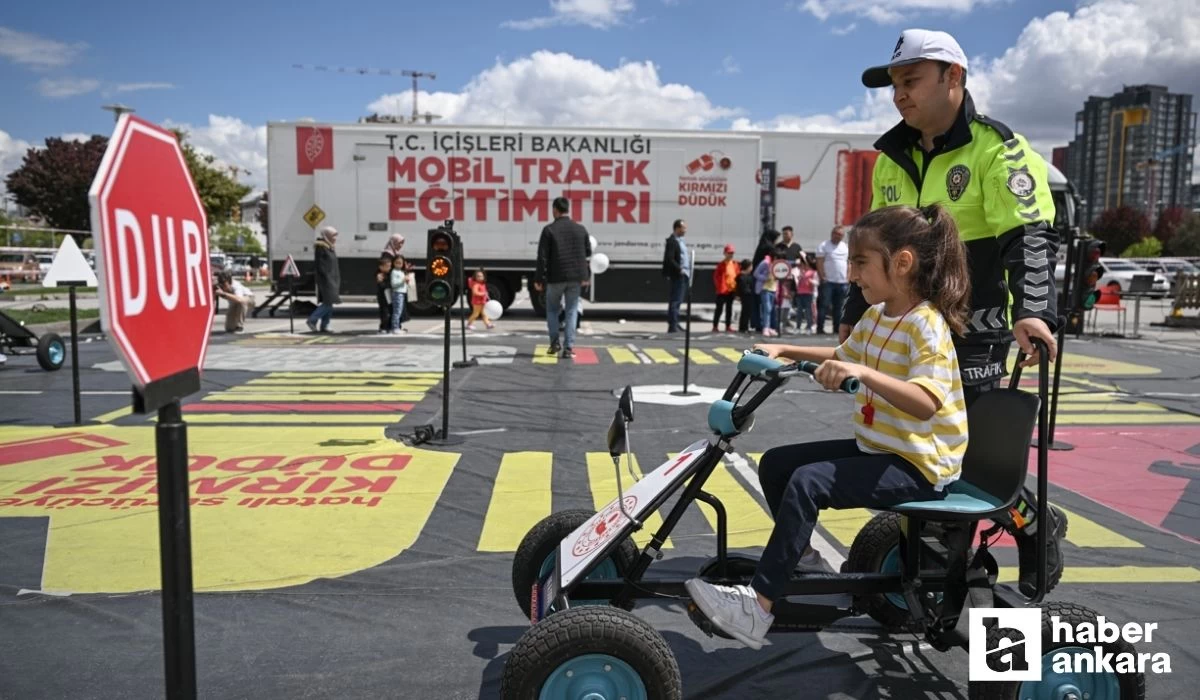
[1,286,97,299]
[3,307,100,326]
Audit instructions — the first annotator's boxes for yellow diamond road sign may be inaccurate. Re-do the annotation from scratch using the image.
[303,204,326,228]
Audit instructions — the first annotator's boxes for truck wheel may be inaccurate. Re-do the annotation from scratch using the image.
[501,607,682,700]
[486,279,510,310]
[36,333,66,371]
[968,601,1145,700]
[844,512,912,629]
[512,509,639,620]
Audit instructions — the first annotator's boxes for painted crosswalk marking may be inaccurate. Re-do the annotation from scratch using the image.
[644,348,678,365]
[607,347,639,364]
[478,452,554,552]
[672,453,772,547]
[586,452,673,549]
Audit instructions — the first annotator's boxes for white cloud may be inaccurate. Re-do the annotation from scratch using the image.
[799,0,1001,24]
[113,82,175,93]
[368,50,739,129]
[831,23,858,36]
[0,26,86,68]
[732,87,896,134]
[163,115,268,190]
[60,132,90,142]
[0,129,33,205]
[36,77,100,98]
[717,55,741,76]
[503,0,636,30]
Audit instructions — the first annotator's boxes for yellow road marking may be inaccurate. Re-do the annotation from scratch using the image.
[534,345,559,364]
[92,406,132,424]
[682,349,719,365]
[586,453,672,549]
[688,456,773,547]
[204,393,428,402]
[821,509,876,548]
[175,414,404,425]
[998,567,1200,584]
[645,348,678,365]
[1058,507,1142,548]
[478,452,553,552]
[712,347,745,363]
[607,347,639,364]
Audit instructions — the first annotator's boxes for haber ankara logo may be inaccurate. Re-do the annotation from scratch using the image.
[297,126,333,175]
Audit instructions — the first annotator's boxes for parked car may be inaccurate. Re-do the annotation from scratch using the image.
[1129,257,1199,296]
[0,252,40,283]
[1097,258,1169,297]
[36,254,54,277]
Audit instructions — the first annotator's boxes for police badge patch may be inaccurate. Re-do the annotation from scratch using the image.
[946,165,970,201]
[1006,170,1036,198]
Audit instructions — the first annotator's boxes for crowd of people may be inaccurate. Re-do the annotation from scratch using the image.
[696,224,851,338]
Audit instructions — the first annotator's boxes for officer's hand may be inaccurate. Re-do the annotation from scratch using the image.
[533,281,544,292]
[838,323,853,343]
[752,343,787,360]
[814,360,865,392]
[1013,318,1057,368]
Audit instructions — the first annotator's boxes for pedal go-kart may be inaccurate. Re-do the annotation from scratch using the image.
[0,308,66,371]
[502,342,1145,699]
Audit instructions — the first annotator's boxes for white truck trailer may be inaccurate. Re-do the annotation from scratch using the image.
[265,122,884,308]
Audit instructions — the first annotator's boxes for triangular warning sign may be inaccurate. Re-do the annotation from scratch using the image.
[43,236,98,288]
[279,255,301,278]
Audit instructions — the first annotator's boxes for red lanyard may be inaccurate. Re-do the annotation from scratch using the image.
[860,303,919,426]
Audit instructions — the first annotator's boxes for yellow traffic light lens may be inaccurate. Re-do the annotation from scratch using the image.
[430,256,451,278]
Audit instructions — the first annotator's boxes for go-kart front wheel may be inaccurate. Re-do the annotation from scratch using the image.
[844,511,913,629]
[36,332,66,371]
[501,606,682,700]
[512,509,639,620]
[968,601,1145,700]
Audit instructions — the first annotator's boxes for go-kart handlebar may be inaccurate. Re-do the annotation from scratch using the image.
[736,351,860,394]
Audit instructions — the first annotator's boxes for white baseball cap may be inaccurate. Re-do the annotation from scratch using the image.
[862,29,968,88]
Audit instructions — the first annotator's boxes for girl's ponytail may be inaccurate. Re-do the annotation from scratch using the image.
[918,204,971,336]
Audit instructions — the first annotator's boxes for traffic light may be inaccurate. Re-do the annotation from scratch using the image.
[1072,238,1106,312]
[425,222,461,307]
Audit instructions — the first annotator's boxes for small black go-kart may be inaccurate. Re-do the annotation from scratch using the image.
[0,309,66,371]
[501,341,1145,700]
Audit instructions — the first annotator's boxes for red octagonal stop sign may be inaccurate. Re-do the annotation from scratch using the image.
[89,116,213,390]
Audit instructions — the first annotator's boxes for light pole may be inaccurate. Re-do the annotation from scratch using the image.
[102,103,135,123]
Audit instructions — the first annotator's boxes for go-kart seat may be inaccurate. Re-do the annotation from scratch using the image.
[884,389,1040,521]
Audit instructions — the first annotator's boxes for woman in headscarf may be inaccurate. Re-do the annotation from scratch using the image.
[307,226,341,332]
[383,233,406,259]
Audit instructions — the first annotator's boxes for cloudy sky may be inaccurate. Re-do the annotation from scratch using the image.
[1,0,1197,194]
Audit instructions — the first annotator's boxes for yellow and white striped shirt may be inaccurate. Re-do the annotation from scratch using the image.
[833,301,968,489]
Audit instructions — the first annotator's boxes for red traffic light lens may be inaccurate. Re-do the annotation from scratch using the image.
[430,233,452,253]
[1089,249,1102,263]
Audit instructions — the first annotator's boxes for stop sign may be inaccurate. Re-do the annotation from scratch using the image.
[89,116,213,390]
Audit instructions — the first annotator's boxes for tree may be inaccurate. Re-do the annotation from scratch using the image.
[257,191,269,240]
[211,222,263,254]
[1089,206,1150,257]
[1170,213,1200,257]
[170,129,251,226]
[1154,207,1187,254]
[1121,237,1162,258]
[4,135,107,234]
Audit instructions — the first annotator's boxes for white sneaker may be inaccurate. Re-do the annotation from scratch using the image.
[797,547,828,573]
[684,579,772,650]
[466,323,475,331]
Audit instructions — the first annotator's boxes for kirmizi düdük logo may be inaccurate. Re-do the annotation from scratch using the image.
[969,608,1173,681]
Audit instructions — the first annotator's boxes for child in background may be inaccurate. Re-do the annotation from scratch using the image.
[754,255,779,336]
[792,257,818,334]
[389,254,409,333]
[736,258,756,334]
[466,269,494,330]
[712,244,740,333]
[375,254,393,335]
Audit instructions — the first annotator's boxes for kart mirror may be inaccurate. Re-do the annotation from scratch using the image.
[607,408,629,457]
[618,385,635,423]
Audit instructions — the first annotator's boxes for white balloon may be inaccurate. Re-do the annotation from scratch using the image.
[590,253,610,275]
[484,299,504,320]
[589,235,598,252]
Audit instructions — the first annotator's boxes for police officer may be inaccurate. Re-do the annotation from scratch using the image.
[842,29,1066,597]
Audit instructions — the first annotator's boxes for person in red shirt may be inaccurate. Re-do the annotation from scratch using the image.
[712,244,740,333]
[466,269,494,330]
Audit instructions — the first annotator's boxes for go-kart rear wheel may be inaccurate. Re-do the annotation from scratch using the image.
[844,511,911,629]
[968,601,1145,700]
[512,509,639,620]
[501,606,682,700]
[36,333,65,371]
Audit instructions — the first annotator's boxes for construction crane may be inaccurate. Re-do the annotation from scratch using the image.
[291,64,438,123]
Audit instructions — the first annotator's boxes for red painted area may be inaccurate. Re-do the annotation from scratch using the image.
[572,348,599,364]
[185,403,414,413]
[0,433,127,467]
[1034,426,1200,541]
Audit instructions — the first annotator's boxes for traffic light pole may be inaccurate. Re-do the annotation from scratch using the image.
[430,303,463,446]
[453,285,477,369]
